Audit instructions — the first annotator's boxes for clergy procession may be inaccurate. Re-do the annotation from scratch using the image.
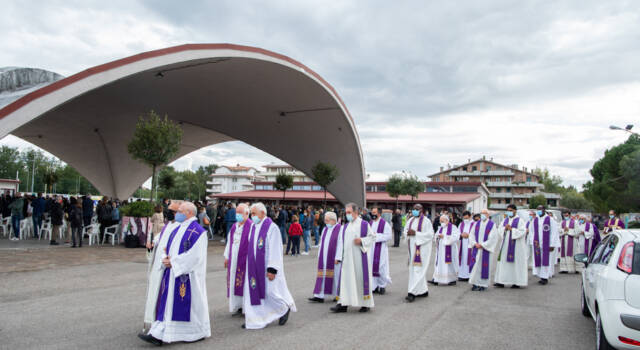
[136,199,622,346]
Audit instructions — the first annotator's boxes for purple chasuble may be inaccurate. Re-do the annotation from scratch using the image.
[533,216,551,267]
[313,224,341,295]
[438,222,453,264]
[498,217,519,263]
[372,219,387,277]
[469,220,493,279]
[408,216,425,266]
[561,219,575,257]
[588,224,601,256]
[156,220,205,322]
[247,218,273,306]
[226,221,252,298]
[606,218,625,231]
[458,221,467,263]
[359,220,371,299]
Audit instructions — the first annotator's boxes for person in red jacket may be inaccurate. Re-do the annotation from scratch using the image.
[289,215,303,256]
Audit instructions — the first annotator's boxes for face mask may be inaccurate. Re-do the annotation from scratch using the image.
[564,216,570,221]
[412,210,420,217]
[236,213,244,222]
[175,213,187,223]
[506,211,514,218]
[346,214,354,222]
[371,214,378,220]
[579,220,585,224]
[481,214,487,221]
[537,210,544,217]
[251,216,261,224]
[326,223,334,229]
[609,215,615,219]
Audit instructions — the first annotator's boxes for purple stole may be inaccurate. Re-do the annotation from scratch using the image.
[408,216,425,266]
[458,221,467,263]
[498,217,520,262]
[437,223,453,264]
[156,220,205,322]
[313,224,341,295]
[247,217,273,306]
[226,221,252,298]
[586,223,601,256]
[336,220,372,299]
[561,219,575,257]
[605,218,625,231]
[533,216,551,268]
[372,219,387,276]
[469,220,493,279]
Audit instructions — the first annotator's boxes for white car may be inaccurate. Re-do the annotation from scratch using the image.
[575,229,640,349]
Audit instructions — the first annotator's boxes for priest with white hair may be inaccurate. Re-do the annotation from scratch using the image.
[468,209,499,291]
[139,202,210,346]
[430,214,460,286]
[309,211,343,303]
[242,202,296,329]
[223,203,252,316]
[494,204,528,288]
[403,203,434,302]
[330,202,376,313]
[368,207,392,295]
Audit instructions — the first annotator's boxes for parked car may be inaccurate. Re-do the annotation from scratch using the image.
[575,229,640,349]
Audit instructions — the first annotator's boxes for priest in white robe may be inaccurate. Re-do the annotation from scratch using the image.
[242,202,296,329]
[527,205,560,285]
[468,209,499,291]
[331,203,376,313]
[576,215,597,272]
[403,204,434,302]
[140,202,210,346]
[223,203,252,315]
[430,215,460,286]
[559,211,580,274]
[457,211,473,281]
[368,207,392,294]
[141,202,180,335]
[309,211,342,303]
[494,204,528,288]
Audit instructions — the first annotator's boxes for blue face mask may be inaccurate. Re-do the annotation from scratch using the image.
[236,213,244,222]
[251,216,261,224]
[564,216,570,221]
[346,214,354,222]
[412,210,420,217]
[506,211,514,218]
[609,215,615,219]
[175,213,187,223]
[579,220,585,224]
[481,214,487,221]
[326,223,334,229]
[536,210,544,217]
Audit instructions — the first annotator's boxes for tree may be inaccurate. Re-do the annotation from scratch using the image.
[311,162,339,209]
[386,174,404,209]
[584,134,640,213]
[274,173,294,202]
[529,194,547,209]
[127,110,183,202]
[560,190,593,210]
[533,168,563,193]
[158,169,175,198]
[42,168,59,194]
[402,175,425,202]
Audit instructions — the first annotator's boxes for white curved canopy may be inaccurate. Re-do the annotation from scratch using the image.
[0,44,366,206]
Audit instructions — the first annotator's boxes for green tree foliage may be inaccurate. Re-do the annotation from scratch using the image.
[402,175,425,201]
[386,174,404,208]
[127,110,183,202]
[120,200,155,217]
[529,194,547,209]
[533,168,564,193]
[274,173,294,201]
[153,164,218,201]
[311,162,339,208]
[584,134,640,213]
[42,168,59,194]
[560,190,592,210]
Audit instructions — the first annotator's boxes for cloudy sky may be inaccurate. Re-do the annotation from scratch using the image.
[1,0,638,188]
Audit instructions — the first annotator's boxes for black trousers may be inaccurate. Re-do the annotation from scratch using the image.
[393,229,402,247]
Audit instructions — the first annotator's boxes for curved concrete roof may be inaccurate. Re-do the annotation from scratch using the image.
[0,44,366,206]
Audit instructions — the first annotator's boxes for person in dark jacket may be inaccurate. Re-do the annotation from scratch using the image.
[32,193,45,238]
[96,197,112,242]
[223,203,236,240]
[70,200,83,247]
[49,195,64,246]
[392,209,403,247]
[82,195,94,227]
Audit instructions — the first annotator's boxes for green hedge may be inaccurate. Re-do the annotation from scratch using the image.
[120,201,155,218]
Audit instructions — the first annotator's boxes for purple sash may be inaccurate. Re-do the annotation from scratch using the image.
[247,218,272,306]
[458,221,466,263]
[498,217,519,263]
[561,219,575,257]
[313,224,341,295]
[359,220,371,299]
[372,219,387,277]
[226,221,252,297]
[606,218,625,231]
[533,216,551,267]
[441,223,453,263]
[469,220,493,279]
[408,216,425,266]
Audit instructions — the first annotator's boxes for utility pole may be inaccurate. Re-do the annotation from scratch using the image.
[31,156,35,193]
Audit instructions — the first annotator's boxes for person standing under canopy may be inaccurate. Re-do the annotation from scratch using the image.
[559,211,579,274]
[494,204,528,289]
[242,202,296,329]
[527,205,560,285]
[603,209,625,237]
[223,203,252,316]
[330,202,376,313]
[369,207,392,295]
[457,211,473,282]
[139,202,210,346]
[430,215,460,286]
[468,209,499,291]
[403,204,434,302]
[309,211,343,303]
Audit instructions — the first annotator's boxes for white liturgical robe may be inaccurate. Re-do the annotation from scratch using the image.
[223,220,252,313]
[403,215,434,295]
[337,218,376,308]
[468,219,499,288]
[494,216,528,287]
[559,219,579,273]
[368,218,392,290]
[432,223,460,284]
[314,225,343,299]
[457,220,473,279]
[527,215,561,279]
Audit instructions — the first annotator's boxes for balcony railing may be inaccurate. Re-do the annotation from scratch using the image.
[448,170,515,176]
[486,181,543,188]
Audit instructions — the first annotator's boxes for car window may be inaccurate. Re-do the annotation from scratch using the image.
[599,235,619,265]
[589,236,610,264]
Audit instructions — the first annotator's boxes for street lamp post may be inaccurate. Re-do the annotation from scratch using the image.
[609,124,638,136]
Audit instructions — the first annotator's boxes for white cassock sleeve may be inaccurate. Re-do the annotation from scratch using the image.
[335,227,344,263]
[375,222,392,243]
[443,225,460,245]
[223,232,231,260]
[550,219,561,248]
[267,225,284,273]
[415,218,434,246]
[584,225,594,240]
[480,224,499,253]
[359,223,376,254]
[511,221,526,240]
[171,234,207,277]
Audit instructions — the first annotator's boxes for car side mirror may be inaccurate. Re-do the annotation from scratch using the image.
[574,253,588,265]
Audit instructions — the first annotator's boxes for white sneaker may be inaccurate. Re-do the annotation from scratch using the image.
[301,251,309,255]
[220,239,226,244]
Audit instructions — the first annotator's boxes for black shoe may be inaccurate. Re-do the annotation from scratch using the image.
[471,285,479,291]
[559,271,568,274]
[458,277,469,282]
[379,288,386,295]
[574,271,580,274]
[308,297,324,303]
[428,280,438,286]
[241,324,245,329]
[494,283,504,288]
[233,308,243,317]
[71,245,76,248]
[511,285,521,289]
[359,307,370,313]
[478,287,486,292]
[372,287,380,294]
[138,333,163,346]
[405,294,416,303]
[279,308,290,325]
[418,291,429,298]
[50,240,59,246]
[538,279,548,285]
[447,281,457,286]
[330,304,347,313]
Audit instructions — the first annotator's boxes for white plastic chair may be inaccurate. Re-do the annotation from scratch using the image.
[84,224,100,246]
[90,215,98,225]
[39,221,52,241]
[0,216,10,237]
[19,218,33,240]
[102,224,120,245]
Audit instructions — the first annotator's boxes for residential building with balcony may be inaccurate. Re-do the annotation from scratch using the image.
[206,164,263,195]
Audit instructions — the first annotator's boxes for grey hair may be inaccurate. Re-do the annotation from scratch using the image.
[345,202,359,212]
[440,215,450,222]
[324,211,337,223]
[250,202,267,215]
[236,203,248,213]
[181,201,197,216]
